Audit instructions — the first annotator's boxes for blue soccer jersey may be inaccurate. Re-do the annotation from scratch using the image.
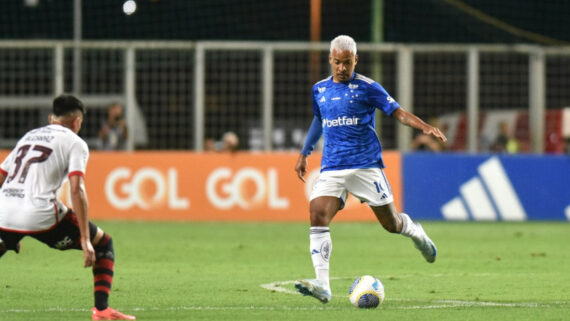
[310,72,400,171]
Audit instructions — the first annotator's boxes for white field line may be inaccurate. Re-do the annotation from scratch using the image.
[261,277,553,309]
[1,275,560,314]
[1,301,553,314]
[0,301,560,314]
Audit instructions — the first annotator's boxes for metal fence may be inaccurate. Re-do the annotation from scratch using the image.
[1,40,569,152]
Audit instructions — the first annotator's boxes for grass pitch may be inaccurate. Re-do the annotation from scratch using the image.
[1,221,568,321]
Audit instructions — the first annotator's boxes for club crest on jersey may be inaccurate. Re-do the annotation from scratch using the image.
[348,83,359,89]
[318,86,326,93]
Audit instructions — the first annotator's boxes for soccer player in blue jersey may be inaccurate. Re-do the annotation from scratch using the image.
[294,35,447,303]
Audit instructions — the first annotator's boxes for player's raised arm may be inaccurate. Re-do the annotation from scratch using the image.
[392,107,447,143]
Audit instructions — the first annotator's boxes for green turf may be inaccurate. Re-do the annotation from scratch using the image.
[1,221,569,320]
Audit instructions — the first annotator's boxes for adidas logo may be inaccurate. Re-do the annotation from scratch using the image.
[441,157,527,221]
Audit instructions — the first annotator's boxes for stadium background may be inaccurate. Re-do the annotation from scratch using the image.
[0,0,568,221]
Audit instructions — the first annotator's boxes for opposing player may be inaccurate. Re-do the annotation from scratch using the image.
[294,35,447,303]
[0,94,135,320]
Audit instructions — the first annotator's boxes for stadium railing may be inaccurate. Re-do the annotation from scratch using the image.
[1,41,569,153]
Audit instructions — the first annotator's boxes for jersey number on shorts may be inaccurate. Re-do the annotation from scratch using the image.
[373,181,384,193]
[7,144,53,184]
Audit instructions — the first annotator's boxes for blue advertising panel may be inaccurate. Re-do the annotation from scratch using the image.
[403,153,570,221]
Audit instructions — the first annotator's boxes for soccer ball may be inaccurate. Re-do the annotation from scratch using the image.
[348,275,385,308]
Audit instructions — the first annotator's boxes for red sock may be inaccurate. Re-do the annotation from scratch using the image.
[93,234,114,310]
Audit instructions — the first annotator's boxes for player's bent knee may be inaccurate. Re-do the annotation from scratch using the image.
[92,227,105,246]
[94,233,115,261]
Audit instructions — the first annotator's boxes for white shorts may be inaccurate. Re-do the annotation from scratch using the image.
[0,198,68,233]
[309,168,394,207]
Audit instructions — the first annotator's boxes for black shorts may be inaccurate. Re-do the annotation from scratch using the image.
[0,210,98,252]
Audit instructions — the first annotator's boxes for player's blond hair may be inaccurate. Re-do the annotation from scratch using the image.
[330,35,357,55]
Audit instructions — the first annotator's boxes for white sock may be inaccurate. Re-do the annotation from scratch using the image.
[399,213,420,240]
[309,226,332,290]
